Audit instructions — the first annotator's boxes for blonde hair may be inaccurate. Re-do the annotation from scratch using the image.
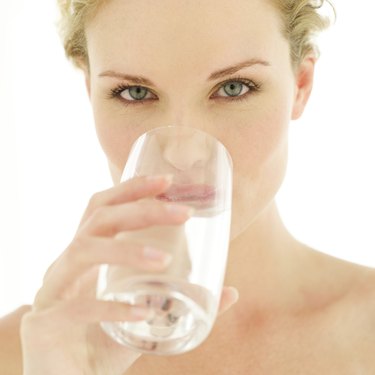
[270,0,335,68]
[57,0,335,69]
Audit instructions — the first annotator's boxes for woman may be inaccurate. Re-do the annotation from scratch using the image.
[1,0,375,373]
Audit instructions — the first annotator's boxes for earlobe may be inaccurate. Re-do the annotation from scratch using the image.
[81,65,91,98]
[84,73,91,98]
[291,55,316,120]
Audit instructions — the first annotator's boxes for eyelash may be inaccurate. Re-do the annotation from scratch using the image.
[212,76,261,102]
[109,84,153,105]
[108,76,261,105]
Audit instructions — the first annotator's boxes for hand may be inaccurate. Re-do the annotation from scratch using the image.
[20,176,239,375]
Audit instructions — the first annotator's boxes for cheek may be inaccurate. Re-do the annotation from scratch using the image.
[95,119,135,181]
[92,98,152,183]
[234,109,288,175]
[223,97,291,238]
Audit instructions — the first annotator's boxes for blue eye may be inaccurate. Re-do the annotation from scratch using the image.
[214,79,259,99]
[109,78,260,105]
[223,82,245,96]
[124,86,149,100]
[110,85,155,102]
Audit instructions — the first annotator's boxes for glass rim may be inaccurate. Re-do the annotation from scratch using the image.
[134,125,233,169]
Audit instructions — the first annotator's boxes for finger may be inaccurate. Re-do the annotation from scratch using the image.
[21,300,146,374]
[23,299,153,335]
[37,237,172,307]
[78,199,194,237]
[217,287,239,316]
[79,175,173,227]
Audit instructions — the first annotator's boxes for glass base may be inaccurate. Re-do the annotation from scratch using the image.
[99,278,215,355]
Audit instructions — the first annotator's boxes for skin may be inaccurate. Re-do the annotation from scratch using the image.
[83,0,375,372]
[1,0,375,373]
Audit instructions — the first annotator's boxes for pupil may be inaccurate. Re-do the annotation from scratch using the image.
[224,82,242,96]
[130,86,146,100]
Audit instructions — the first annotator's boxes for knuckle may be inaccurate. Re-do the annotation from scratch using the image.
[33,287,47,308]
[87,191,103,210]
[64,299,87,317]
[20,311,34,327]
[89,205,110,230]
[139,200,162,224]
[92,204,109,220]
[42,259,58,283]
[140,209,154,226]
[21,311,44,335]
[65,237,89,266]
[123,177,142,195]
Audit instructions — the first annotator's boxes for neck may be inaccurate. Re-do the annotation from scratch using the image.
[225,200,305,313]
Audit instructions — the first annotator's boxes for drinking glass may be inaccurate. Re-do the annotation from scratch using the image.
[97,126,232,355]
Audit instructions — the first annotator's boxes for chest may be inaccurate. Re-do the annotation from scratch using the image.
[127,313,374,375]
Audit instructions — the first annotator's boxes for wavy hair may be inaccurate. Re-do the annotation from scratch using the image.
[57,0,335,69]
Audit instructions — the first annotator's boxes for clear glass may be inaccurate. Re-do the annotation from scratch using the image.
[97,126,233,355]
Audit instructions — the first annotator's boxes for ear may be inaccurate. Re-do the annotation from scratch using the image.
[83,66,91,98]
[291,55,316,120]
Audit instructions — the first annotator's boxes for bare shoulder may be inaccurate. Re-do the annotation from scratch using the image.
[344,260,375,302]
[352,264,375,319]
[317,256,375,368]
[306,247,375,326]
[0,305,31,375]
[343,264,375,368]
[331,256,375,314]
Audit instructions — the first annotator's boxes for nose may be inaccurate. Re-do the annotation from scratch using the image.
[161,127,212,171]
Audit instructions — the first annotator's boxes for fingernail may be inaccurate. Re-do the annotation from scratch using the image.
[166,204,194,218]
[130,306,154,320]
[143,247,172,265]
[146,175,173,184]
[228,287,239,303]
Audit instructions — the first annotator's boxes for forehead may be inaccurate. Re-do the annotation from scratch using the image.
[86,0,287,75]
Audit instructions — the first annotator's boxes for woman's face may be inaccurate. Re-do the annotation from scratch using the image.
[84,0,312,240]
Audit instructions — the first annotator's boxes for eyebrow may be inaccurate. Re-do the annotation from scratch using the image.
[98,58,271,85]
[98,71,154,86]
[207,59,271,81]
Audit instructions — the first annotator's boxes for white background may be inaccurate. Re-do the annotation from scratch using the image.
[1,1,374,316]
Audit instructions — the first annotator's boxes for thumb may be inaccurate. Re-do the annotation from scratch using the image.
[217,286,239,316]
